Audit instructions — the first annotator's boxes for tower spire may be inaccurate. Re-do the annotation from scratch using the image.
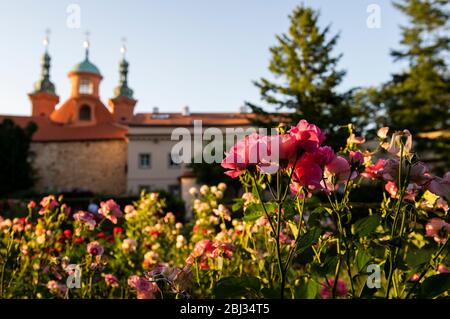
[113,37,134,99]
[33,29,56,95]
[83,31,90,60]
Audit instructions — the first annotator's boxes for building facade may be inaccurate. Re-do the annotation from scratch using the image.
[0,39,253,197]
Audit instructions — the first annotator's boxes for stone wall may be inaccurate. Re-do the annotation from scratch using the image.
[30,140,127,195]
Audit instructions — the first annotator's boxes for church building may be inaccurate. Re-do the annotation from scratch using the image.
[0,36,253,196]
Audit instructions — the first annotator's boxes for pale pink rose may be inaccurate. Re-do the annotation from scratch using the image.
[27,200,36,210]
[385,181,398,198]
[73,211,97,230]
[46,280,67,297]
[385,130,412,157]
[436,198,449,212]
[98,199,122,224]
[377,127,389,139]
[192,239,214,258]
[211,242,235,259]
[39,195,59,214]
[320,279,348,299]
[322,156,354,191]
[87,241,104,256]
[410,273,420,282]
[438,264,449,274]
[347,133,365,145]
[425,218,450,243]
[104,274,119,288]
[128,275,158,299]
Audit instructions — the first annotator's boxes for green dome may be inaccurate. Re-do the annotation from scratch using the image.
[71,58,101,75]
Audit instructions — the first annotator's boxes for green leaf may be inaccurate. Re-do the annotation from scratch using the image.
[307,207,329,227]
[296,227,322,254]
[243,202,276,222]
[296,278,319,299]
[231,199,243,212]
[213,276,261,298]
[418,273,450,298]
[353,214,380,237]
[356,249,372,272]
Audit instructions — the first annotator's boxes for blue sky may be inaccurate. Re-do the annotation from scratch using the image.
[0,0,407,115]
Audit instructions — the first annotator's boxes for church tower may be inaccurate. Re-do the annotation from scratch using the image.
[50,34,113,126]
[29,31,60,117]
[108,40,137,123]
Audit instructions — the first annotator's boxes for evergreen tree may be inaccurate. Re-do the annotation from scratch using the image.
[382,0,449,172]
[0,119,37,196]
[246,5,353,149]
[384,0,449,131]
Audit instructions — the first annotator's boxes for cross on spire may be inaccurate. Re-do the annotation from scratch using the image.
[83,30,91,60]
[120,37,127,58]
[43,28,51,51]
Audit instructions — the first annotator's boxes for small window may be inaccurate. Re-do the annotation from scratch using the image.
[79,105,91,121]
[168,153,181,169]
[139,153,151,169]
[79,79,93,94]
[168,184,180,197]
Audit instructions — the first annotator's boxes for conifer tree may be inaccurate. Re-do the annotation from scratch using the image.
[246,5,353,149]
[382,0,449,171]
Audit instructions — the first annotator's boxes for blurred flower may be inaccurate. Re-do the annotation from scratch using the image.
[362,159,386,179]
[427,172,450,201]
[128,275,158,299]
[385,130,412,158]
[320,279,348,299]
[27,200,36,210]
[98,199,123,224]
[377,127,389,139]
[122,238,137,254]
[104,274,120,288]
[425,218,450,243]
[87,241,104,256]
[73,211,96,230]
[438,264,449,274]
[39,195,59,214]
[347,133,365,146]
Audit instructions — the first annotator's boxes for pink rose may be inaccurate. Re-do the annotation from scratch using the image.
[289,120,326,153]
[221,133,262,178]
[98,199,123,224]
[73,211,97,230]
[362,159,386,179]
[104,274,119,288]
[425,218,450,244]
[292,155,323,191]
[128,275,158,299]
[87,241,104,256]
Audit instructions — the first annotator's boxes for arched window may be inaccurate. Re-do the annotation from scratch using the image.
[79,79,93,94]
[79,105,91,121]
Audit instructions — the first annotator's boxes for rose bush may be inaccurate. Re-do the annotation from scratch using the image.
[0,119,449,299]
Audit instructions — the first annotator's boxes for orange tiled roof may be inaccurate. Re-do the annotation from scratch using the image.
[0,115,127,142]
[130,112,256,126]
